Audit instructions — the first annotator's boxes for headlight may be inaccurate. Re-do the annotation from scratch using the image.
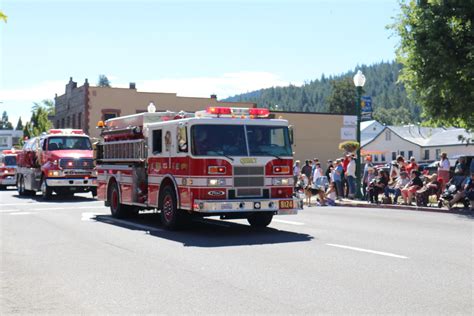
[48,170,61,177]
[91,170,98,177]
[272,178,290,186]
[3,170,8,174]
[208,178,226,186]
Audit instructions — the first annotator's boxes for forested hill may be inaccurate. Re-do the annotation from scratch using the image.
[223,61,421,125]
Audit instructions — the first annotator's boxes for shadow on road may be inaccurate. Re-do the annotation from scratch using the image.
[10,192,97,203]
[94,212,314,248]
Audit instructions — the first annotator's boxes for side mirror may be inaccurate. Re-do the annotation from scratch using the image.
[289,125,294,145]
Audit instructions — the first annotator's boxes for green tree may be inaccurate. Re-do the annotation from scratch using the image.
[327,77,357,115]
[391,0,474,128]
[0,111,14,130]
[97,74,111,87]
[23,100,55,138]
[15,117,23,130]
[0,10,7,23]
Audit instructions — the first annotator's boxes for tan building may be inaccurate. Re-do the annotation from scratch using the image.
[276,112,352,165]
[54,78,349,164]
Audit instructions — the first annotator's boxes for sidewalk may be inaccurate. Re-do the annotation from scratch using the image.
[333,198,473,215]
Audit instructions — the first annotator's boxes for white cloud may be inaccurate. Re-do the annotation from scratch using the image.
[115,71,299,99]
[0,80,65,102]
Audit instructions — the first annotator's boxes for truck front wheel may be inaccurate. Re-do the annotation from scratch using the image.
[41,178,53,200]
[109,182,137,218]
[247,212,273,228]
[159,186,187,230]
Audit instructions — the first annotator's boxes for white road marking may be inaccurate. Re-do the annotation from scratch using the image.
[273,219,305,226]
[0,209,17,213]
[102,217,165,232]
[326,243,409,259]
[10,212,37,215]
[1,202,103,206]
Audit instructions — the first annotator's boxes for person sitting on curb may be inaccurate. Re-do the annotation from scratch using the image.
[401,170,423,205]
[368,170,389,204]
[384,171,410,204]
[447,173,474,210]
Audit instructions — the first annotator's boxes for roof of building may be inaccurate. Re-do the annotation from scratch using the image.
[423,128,472,147]
[361,123,472,148]
[360,120,379,131]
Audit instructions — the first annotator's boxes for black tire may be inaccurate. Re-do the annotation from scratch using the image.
[247,212,273,228]
[91,187,97,198]
[159,186,187,230]
[109,182,137,218]
[0,185,6,190]
[17,176,26,196]
[18,176,35,196]
[40,178,53,200]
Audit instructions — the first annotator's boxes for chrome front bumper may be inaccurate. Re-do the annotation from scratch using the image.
[193,197,303,215]
[0,176,16,185]
[46,178,97,187]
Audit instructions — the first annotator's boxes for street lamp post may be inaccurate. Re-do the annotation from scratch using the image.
[353,70,366,200]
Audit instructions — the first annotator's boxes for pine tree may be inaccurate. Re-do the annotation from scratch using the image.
[15,117,23,130]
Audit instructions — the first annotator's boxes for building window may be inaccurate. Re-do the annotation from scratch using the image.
[385,130,391,141]
[61,118,65,128]
[392,152,396,160]
[381,153,386,162]
[56,120,59,128]
[408,150,413,159]
[374,154,379,162]
[72,114,76,129]
[400,151,405,158]
[102,109,121,121]
[435,149,441,159]
[424,149,430,160]
[0,137,8,146]
[66,116,70,128]
[78,113,82,129]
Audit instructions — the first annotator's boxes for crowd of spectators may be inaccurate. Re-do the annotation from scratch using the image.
[293,152,474,210]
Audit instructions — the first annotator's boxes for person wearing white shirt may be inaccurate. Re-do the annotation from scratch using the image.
[437,152,450,185]
[346,156,356,198]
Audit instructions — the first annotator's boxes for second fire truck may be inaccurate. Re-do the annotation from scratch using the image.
[96,105,303,229]
[16,129,97,199]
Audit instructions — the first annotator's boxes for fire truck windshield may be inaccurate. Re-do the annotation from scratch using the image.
[47,136,92,151]
[191,124,292,157]
[3,155,17,166]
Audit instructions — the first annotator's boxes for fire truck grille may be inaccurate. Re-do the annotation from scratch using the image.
[234,177,264,187]
[60,158,94,169]
[233,166,264,187]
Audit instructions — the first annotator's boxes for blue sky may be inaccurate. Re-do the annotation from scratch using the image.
[1,0,400,125]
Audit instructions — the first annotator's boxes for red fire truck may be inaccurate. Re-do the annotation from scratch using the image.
[0,149,19,190]
[16,129,97,199]
[96,105,303,229]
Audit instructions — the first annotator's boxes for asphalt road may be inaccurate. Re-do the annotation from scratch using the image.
[1,188,473,314]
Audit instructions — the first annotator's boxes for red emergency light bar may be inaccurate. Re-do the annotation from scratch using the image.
[207,107,232,115]
[249,108,270,117]
[48,129,85,135]
[202,107,270,118]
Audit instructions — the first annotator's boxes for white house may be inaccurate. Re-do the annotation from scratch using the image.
[361,124,473,163]
[0,130,23,151]
[361,120,384,142]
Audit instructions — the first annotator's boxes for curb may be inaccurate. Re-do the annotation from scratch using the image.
[334,201,473,215]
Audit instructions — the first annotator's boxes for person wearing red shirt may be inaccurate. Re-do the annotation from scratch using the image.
[405,157,418,174]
